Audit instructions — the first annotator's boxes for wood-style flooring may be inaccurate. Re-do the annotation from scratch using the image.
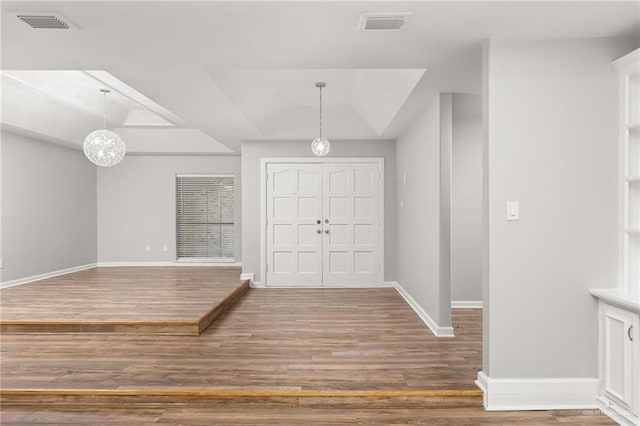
[0,406,617,425]
[0,267,248,335]
[1,288,481,392]
[0,281,615,424]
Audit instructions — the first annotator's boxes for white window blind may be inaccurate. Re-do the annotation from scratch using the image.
[176,175,234,261]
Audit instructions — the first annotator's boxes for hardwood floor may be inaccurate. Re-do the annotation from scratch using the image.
[0,406,616,425]
[1,288,481,393]
[0,267,248,335]
[0,283,615,424]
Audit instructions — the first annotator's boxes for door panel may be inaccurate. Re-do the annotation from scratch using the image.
[266,164,323,286]
[322,163,380,286]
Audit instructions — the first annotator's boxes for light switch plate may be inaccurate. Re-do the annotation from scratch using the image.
[506,201,519,221]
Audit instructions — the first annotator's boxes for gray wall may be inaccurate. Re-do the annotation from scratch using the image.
[241,140,396,283]
[97,155,242,263]
[0,130,97,283]
[396,93,452,328]
[482,38,627,378]
[451,94,483,302]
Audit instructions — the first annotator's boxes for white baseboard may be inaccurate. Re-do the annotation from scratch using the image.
[250,280,393,289]
[392,281,455,337]
[97,261,242,267]
[0,263,97,289]
[240,273,254,283]
[597,396,639,426]
[476,371,599,411]
[452,300,483,309]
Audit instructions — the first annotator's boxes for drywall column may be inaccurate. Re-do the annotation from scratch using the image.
[439,93,453,329]
[0,135,3,283]
[480,38,630,409]
[396,92,453,336]
[451,94,483,304]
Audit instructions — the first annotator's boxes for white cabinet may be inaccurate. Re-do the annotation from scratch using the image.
[597,300,640,426]
[616,49,640,297]
[592,47,640,426]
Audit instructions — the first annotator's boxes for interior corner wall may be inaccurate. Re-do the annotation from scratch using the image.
[241,140,396,283]
[396,92,452,328]
[451,95,483,302]
[97,155,242,263]
[0,130,97,283]
[482,38,627,380]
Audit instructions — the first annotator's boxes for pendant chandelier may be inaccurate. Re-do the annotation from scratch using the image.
[311,82,330,157]
[83,89,126,167]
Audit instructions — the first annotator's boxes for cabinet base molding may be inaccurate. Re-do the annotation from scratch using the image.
[475,372,598,411]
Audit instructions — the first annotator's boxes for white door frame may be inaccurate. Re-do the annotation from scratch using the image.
[260,157,385,287]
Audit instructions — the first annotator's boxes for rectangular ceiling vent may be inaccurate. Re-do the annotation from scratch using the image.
[360,13,413,31]
[16,13,74,30]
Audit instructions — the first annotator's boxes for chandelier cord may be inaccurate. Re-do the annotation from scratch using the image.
[319,84,323,139]
[103,90,107,130]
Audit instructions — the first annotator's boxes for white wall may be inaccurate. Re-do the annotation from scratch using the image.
[241,140,396,283]
[482,38,629,382]
[0,130,97,283]
[396,93,452,329]
[451,94,483,303]
[97,155,242,263]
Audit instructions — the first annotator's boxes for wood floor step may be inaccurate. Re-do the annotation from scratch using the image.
[0,280,250,336]
[0,389,483,409]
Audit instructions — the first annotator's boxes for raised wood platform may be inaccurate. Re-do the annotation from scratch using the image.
[1,288,483,409]
[0,267,249,335]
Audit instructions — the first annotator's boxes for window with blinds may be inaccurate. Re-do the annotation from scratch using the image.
[176,175,235,261]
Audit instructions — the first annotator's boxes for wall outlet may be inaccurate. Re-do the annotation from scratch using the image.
[162,244,168,252]
[145,245,151,252]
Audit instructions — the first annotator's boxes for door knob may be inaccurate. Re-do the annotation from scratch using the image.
[324,229,330,234]
[325,219,330,224]
[316,229,322,234]
[316,219,321,224]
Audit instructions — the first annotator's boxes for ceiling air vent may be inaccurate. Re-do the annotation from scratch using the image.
[16,13,74,29]
[360,13,413,31]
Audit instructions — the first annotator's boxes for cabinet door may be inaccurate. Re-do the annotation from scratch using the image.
[602,303,636,410]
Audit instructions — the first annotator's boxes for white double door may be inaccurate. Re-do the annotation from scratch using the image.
[266,162,382,287]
